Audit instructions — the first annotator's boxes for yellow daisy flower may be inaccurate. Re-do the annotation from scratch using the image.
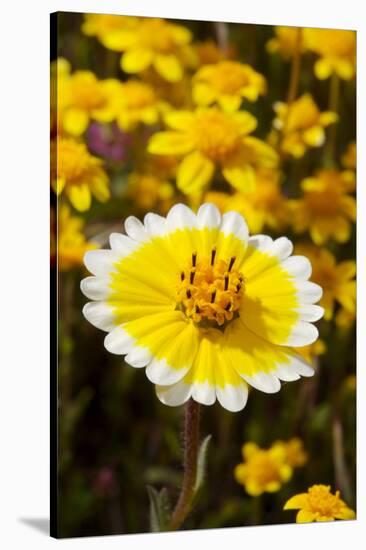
[291,170,356,244]
[192,61,266,112]
[342,141,356,170]
[55,60,121,136]
[102,17,193,82]
[234,442,293,496]
[148,108,278,194]
[304,29,356,80]
[223,169,290,234]
[127,172,175,213]
[81,13,139,51]
[273,94,338,158]
[51,138,110,212]
[81,203,323,412]
[296,244,356,321]
[113,80,168,131]
[57,205,98,271]
[284,484,355,522]
[266,26,306,59]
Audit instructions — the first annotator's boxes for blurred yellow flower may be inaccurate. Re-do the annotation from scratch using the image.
[127,172,175,213]
[267,26,306,58]
[55,60,121,136]
[148,108,278,195]
[304,29,356,80]
[51,138,110,211]
[277,437,308,468]
[193,61,266,111]
[273,94,338,158]
[234,442,293,496]
[112,80,166,131]
[342,141,356,170]
[335,308,356,329]
[57,205,98,270]
[291,170,356,244]
[96,17,194,82]
[296,244,356,321]
[195,40,228,66]
[81,13,139,50]
[284,484,355,522]
[224,169,290,233]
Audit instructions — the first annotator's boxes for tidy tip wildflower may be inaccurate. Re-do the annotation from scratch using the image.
[81,203,323,412]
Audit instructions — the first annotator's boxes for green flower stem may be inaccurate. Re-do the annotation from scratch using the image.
[286,27,302,106]
[168,399,201,531]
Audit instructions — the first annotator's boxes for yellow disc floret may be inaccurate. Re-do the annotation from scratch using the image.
[190,110,243,161]
[177,251,244,326]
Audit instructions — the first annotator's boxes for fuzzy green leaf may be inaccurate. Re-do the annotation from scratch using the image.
[146,485,171,532]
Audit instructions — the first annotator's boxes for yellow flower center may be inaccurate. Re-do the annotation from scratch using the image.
[57,139,97,182]
[305,189,341,217]
[191,111,242,161]
[209,62,251,94]
[307,485,344,518]
[121,82,156,109]
[176,250,244,326]
[247,453,282,485]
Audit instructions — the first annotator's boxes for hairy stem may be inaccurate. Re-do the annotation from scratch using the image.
[168,399,201,531]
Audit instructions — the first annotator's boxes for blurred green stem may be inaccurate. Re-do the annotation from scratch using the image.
[332,414,352,503]
[286,28,302,105]
[325,73,340,166]
[168,399,201,531]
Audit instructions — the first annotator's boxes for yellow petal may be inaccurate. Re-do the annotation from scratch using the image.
[153,54,183,82]
[63,108,89,136]
[192,82,216,106]
[218,94,242,112]
[67,184,92,212]
[223,162,256,192]
[319,111,339,126]
[177,151,214,194]
[121,48,153,73]
[302,126,325,147]
[148,131,194,156]
[90,178,110,203]
[336,507,356,520]
[335,60,355,80]
[233,111,258,135]
[164,111,195,131]
[284,493,309,510]
[296,509,315,523]
[314,59,332,80]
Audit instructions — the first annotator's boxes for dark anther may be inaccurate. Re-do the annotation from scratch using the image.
[211,290,217,303]
[225,303,231,311]
[228,256,236,271]
[180,272,185,281]
[224,275,229,291]
[190,270,195,284]
[187,289,192,299]
[195,305,200,313]
[211,248,216,265]
[192,252,197,267]
[236,283,241,292]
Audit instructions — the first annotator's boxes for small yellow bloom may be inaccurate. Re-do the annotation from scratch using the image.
[57,205,98,271]
[127,172,175,213]
[195,40,228,66]
[148,108,278,195]
[53,59,122,136]
[81,13,139,50]
[304,29,356,80]
[296,244,355,321]
[267,26,306,58]
[222,169,290,234]
[291,170,356,244]
[112,80,166,131]
[273,94,338,158]
[193,61,266,111]
[51,138,110,212]
[95,17,194,82]
[342,141,356,170]
[234,442,293,496]
[284,484,355,522]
